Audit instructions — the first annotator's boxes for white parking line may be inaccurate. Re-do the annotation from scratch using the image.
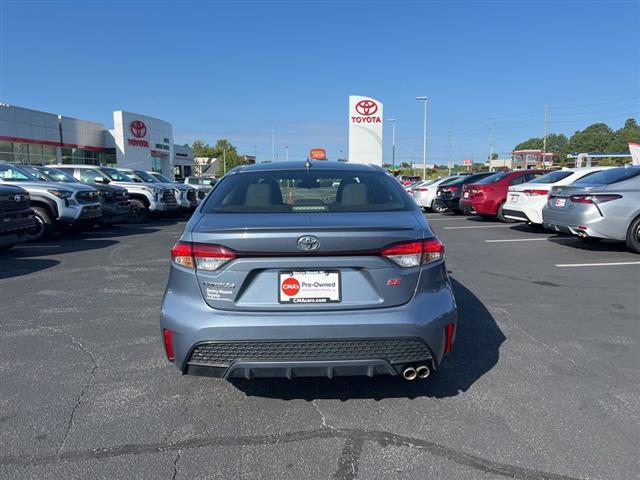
[485,237,575,243]
[443,225,515,230]
[556,261,640,268]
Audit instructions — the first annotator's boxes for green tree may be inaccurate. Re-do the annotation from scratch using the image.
[514,137,544,150]
[191,140,215,158]
[567,123,616,154]
[610,118,640,152]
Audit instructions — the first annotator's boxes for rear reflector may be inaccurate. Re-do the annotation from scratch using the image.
[444,323,455,354]
[163,329,174,362]
[381,238,444,268]
[171,241,236,271]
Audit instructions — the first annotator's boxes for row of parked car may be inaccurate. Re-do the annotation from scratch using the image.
[0,162,217,250]
[406,165,640,253]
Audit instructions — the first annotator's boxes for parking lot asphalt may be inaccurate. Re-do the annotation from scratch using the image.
[0,214,638,480]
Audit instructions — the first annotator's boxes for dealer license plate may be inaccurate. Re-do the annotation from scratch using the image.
[279,271,341,304]
[555,198,567,207]
[463,191,469,198]
[509,194,519,203]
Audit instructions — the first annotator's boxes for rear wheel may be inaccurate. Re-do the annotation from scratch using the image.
[496,203,516,223]
[625,216,640,253]
[28,206,55,241]
[431,200,447,213]
[128,199,149,224]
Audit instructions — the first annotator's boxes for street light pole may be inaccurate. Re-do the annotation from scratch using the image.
[416,97,428,179]
[223,147,226,175]
[387,119,396,169]
[286,145,289,162]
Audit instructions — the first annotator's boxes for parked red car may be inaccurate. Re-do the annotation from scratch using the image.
[459,170,546,222]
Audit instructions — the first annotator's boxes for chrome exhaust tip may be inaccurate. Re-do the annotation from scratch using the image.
[416,365,430,379]
[402,366,417,381]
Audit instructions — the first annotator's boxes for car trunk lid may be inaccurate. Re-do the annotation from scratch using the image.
[190,212,426,311]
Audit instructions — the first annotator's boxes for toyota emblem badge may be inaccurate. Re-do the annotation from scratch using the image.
[297,235,320,252]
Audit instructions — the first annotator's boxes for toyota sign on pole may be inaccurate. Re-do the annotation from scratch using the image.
[348,95,383,165]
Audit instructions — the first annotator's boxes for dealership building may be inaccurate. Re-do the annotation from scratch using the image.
[0,103,194,179]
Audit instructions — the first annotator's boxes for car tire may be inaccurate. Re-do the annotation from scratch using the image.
[496,203,516,223]
[431,200,447,213]
[28,206,55,242]
[625,216,640,253]
[128,199,149,224]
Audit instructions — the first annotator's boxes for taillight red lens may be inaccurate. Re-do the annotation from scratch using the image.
[570,195,594,204]
[171,241,236,270]
[442,186,459,192]
[416,187,429,192]
[444,323,455,354]
[163,328,174,362]
[523,189,549,196]
[381,238,444,267]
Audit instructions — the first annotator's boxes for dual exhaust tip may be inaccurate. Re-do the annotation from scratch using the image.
[402,365,430,380]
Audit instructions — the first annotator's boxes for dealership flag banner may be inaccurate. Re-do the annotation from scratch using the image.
[348,95,383,165]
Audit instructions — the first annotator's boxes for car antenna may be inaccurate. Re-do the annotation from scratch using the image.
[305,158,312,172]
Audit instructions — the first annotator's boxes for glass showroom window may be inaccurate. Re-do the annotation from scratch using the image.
[42,145,57,164]
[15,143,29,164]
[0,141,14,162]
[28,144,44,164]
[151,156,162,172]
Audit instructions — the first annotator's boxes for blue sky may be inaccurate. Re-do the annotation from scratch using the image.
[1,0,638,164]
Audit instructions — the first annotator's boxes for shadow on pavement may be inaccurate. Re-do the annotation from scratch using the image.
[230,278,505,400]
[0,237,118,279]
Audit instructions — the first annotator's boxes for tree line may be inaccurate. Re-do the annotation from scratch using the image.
[514,118,639,165]
[189,139,249,176]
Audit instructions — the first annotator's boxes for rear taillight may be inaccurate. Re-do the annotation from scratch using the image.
[381,238,444,268]
[416,187,429,192]
[522,189,549,196]
[441,186,459,192]
[570,194,622,204]
[444,323,455,354]
[163,328,174,362]
[170,241,236,271]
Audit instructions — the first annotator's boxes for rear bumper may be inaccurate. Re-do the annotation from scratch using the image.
[502,208,532,223]
[435,197,459,211]
[160,267,457,379]
[541,206,624,240]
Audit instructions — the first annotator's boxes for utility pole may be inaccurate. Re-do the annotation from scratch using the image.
[489,116,495,170]
[387,119,396,168]
[542,103,548,168]
[223,147,226,175]
[254,145,257,163]
[416,97,428,179]
[447,129,453,176]
[285,145,289,162]
[271,129,275,162]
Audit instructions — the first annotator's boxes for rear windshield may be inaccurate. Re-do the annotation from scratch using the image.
[572,167,640,185]
[447,172,492,185]
[203,169,412,213]
[528,170,574,184]
[474,172,508,185]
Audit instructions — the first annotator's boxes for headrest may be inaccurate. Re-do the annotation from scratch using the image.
[340,183,368,205]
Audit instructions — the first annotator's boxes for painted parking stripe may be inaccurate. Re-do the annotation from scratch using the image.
[485,237,574,243]
[555,261,640,268]
[443,224,515,230]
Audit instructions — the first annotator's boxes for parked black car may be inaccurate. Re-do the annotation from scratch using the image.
[0,185,37,250]
[433,171,496,213]
[25,166,132,225]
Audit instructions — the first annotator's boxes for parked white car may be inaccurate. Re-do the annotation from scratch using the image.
[502,167,613,224]
[412,176,461,211]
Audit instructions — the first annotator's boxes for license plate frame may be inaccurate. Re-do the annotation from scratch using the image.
[555,198,567,207]
[278,270,342,304]
[509,194,519,203]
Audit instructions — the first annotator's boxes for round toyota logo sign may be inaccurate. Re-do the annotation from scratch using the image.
[281,277,300,297]
[130,120,147,138]
[355,100,378,116]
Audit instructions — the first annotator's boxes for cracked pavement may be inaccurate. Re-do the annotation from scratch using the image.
[0,215,638,479]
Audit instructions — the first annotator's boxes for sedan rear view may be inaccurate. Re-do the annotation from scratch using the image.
[160,161,457,381]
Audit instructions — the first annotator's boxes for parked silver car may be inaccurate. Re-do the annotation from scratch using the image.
[160,161,457,381]
[542,166,640,253]
[412,176,461,211]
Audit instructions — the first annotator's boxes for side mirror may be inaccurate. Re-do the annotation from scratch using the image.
[94,177,109,184]
[209,180,216,186]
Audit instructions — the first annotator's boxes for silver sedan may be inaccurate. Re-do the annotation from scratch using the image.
[542,166,640,253]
